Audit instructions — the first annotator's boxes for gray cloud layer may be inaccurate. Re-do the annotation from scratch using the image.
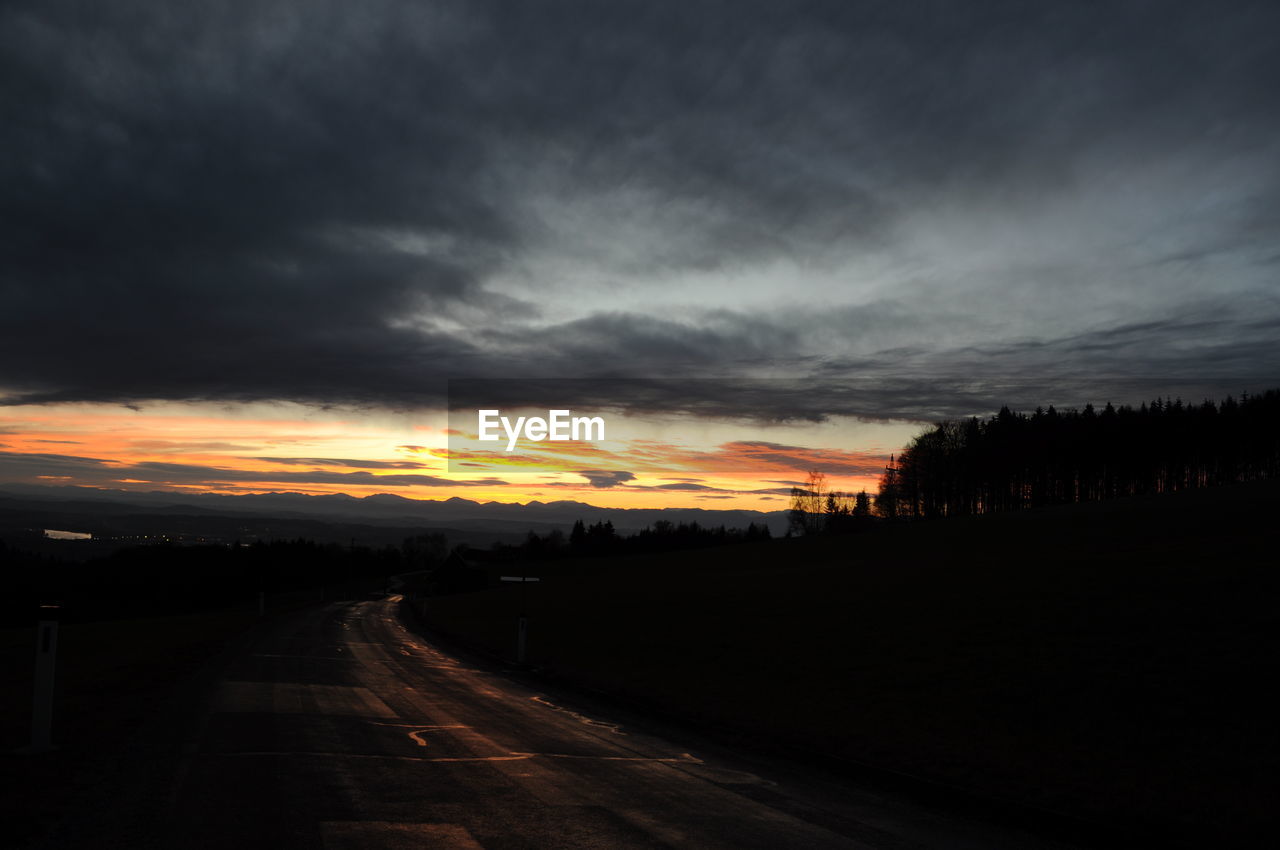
[0,449,506,489]
[3,0,1278,420]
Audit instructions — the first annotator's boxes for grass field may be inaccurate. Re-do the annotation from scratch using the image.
[0,606,261,848]
[418,481,1280,840]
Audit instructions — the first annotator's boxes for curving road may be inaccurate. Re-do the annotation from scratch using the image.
[150,597,1087,849]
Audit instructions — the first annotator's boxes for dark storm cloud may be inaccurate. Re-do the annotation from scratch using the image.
[1,0,513,407]
[445,307,1278,422]
[2,0,1278,419]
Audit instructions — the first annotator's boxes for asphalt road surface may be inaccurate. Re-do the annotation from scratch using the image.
[113,598,1092,849]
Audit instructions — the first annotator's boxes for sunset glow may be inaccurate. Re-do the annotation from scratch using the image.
[0,402,913,509]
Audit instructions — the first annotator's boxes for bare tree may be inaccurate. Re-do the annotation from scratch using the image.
[789,469,828,535]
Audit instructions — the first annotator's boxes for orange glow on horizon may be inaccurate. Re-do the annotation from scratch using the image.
[0,402,903,511]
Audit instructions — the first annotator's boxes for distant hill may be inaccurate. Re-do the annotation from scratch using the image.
[0,484,790,552]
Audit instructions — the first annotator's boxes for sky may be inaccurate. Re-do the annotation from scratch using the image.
[2,1,1278,509]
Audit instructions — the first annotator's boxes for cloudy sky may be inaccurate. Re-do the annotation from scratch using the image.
[2,1,1277,507]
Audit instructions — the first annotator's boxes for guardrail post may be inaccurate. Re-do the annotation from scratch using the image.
[23,607,60,753]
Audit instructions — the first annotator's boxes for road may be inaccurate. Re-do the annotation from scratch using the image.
[138,598,1089,849]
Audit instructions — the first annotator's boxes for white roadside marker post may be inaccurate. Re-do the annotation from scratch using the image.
[500,576,540,664]
[23,604,60,753]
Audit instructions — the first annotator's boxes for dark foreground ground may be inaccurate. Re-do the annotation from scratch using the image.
[419,481,1280,843]
[3,482,1275,847]
[22,598,1101,849]
[1,607,260,848]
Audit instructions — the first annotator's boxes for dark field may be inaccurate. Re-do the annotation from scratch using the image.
[417,481,1280,841]
[1,608,261,847]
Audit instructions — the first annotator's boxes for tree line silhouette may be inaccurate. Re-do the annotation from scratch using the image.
[2,516,783,624]
[1,536,442,626]
[493,518,774,560]
[874,389,1280,520]
[788,471,875,535]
